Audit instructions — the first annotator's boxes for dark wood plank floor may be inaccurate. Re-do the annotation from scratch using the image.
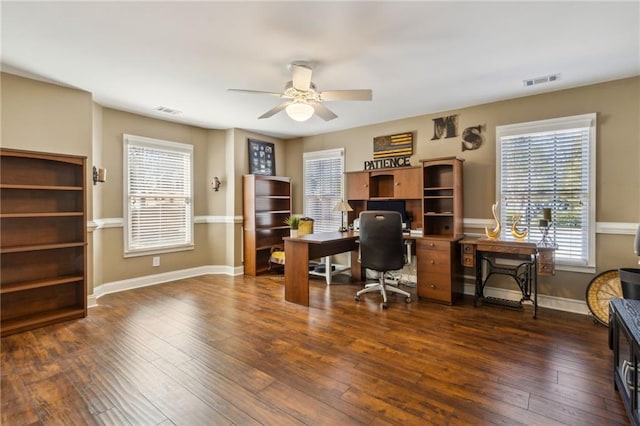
[1,273,628,425]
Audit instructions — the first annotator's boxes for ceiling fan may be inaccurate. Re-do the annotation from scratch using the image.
[228,62,372,122]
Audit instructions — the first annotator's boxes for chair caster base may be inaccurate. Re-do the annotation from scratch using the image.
[354,295,360,302]
[382,302,388,309]
[405,297,412,303]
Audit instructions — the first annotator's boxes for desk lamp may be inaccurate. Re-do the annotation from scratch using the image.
[333,200,353,232]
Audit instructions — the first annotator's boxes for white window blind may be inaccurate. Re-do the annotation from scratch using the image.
[303,148,345,233]
[124,134,194,256]
[496,113,596,269]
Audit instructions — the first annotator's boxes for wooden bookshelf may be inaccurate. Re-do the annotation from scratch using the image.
[0,148,87,336]
[242,175,291,275]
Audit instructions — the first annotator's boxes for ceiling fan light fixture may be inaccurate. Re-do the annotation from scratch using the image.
[286,101,314,122]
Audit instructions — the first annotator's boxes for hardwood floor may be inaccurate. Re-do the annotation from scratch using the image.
[1,273,628,425]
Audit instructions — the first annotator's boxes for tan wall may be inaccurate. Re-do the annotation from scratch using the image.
[282,137,304,213]
[99,108,226,283]
[3,71,638,304]
[296,77,640,300]
[1,73,93,158]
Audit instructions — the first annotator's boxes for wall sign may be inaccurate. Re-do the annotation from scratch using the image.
[461,125,483,151]
[373,132,413,159]
[364,155,411,170]
[248,139,275,176]
[431,115,458,140]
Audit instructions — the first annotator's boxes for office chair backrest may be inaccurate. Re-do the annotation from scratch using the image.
[359,210,405,272]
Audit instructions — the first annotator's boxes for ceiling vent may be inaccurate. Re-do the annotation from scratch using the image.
[523,73,561,87]
[155,106,182,115]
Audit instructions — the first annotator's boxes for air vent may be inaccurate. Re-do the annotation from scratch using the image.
[155,106,182,115]
[523,73,561,87]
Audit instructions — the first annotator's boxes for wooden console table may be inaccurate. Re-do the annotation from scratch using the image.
[460,238,556,318]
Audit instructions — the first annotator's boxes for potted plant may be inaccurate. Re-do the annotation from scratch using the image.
[284,215,300,237]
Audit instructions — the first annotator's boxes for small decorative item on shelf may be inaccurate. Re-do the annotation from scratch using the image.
[298,217,314,236]
[284,216,300,237]
[511,213,528,240]
[485,202,501,239]
[538,208,553,246]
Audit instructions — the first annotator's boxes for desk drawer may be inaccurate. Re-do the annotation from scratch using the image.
[538,249,554,262]
[538,248,555,276]
[538,261,555,275]
[418,238,450,252]
[476,243,534,256]
[418,272,452,302]
[461,243,476,267]
[418,250,451,274]
[462,253,475,268]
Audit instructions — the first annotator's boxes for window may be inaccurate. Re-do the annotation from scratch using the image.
[124,134,193,256]
[496,113,596,271]
[303,148,345,233]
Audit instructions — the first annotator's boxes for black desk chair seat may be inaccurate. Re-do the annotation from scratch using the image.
[354,211,412,309]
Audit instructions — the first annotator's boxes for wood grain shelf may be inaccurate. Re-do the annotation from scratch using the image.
[0,184,83,191]
[1,241,86,254]
[1,275,85,294]
[1,308,86,335]
[0,212,84,218]
[243,175,291,276]
[1,148,87,337]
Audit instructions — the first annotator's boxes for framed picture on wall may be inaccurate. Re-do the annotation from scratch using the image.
[248,139,276,176]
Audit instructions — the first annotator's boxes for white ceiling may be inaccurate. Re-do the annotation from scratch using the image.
[2,1,639,139]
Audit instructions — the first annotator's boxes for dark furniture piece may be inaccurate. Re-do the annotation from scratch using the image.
[354,211,412,308]
[610,298,640,425]
[242,174,291,276]
[620,268,640,300]
[459,238,556,318]
[0,148,87,336]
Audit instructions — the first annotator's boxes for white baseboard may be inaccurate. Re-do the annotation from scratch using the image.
[90,264,244,305]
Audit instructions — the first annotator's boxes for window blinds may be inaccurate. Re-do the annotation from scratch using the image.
[124,135,193,255]
[497,114,595,267]
[303,148,345,233]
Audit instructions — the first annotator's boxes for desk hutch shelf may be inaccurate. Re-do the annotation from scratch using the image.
[0,148,87,337]
[344,159,465,306]
[417,157,465,305]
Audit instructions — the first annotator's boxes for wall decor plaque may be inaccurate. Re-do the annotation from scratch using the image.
[373,132,413,159]
[248,139,275,176]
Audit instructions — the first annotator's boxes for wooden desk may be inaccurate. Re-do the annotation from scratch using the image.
[460,238,556,318]
[284,231,359,306]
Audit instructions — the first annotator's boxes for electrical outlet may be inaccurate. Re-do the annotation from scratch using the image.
[152,256,160,267]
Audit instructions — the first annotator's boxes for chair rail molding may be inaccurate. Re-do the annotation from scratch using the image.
[91,215,242,229]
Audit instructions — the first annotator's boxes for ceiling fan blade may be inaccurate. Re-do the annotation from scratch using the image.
[258,101,291,119]
[291,64,312,92]
[228,89,283,97]
[320,89,372,101]
[310,101,338,121]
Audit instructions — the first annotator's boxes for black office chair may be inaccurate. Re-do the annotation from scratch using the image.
[354,211,412,308]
